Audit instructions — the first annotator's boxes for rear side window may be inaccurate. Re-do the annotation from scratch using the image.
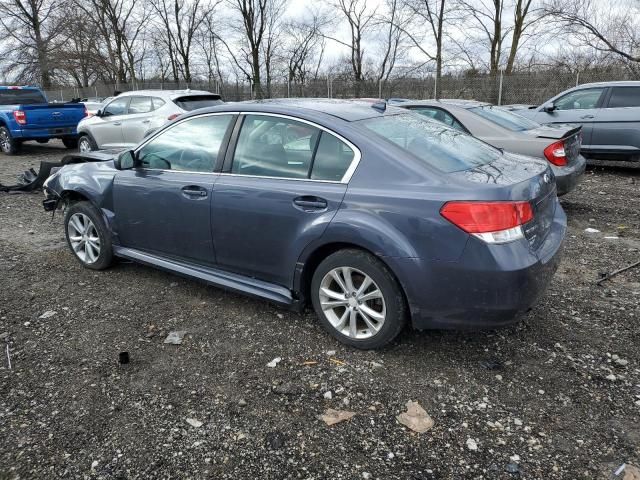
[128,96,153,114]
[606,87,640,108]
[231,114,355,181]
[152,97,166,110]
[359,114,501,173]
[0,89,47,105]
[468,105,540,131]
[174,95,223,111]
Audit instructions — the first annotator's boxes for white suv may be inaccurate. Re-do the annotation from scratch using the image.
[76,89,223,151]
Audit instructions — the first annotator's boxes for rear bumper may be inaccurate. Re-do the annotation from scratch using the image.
[391,203,567,330]
[12,127,78,140]
[552,155,586,196]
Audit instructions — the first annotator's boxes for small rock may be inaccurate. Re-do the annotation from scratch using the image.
[23,321,31,327]
[606,374,617,381]
[396,400,434,433]
[466,438,478,451]
[265,431,286,449]
[39,310,57,319]
[326,350,336,356]
[513,418,523,426]
[506,462,520,474]
[584,228,600,234]
[28,230,34,234]
[615,358,629,367]
[169,282,179,287]
[324,391,333,400]
[510,454,521,462]
[238,399,247,407]
[164,331,186,345]
[495,374,503,381]
[319,409,356,426]
[387,452,395,459]
[538,390,545,395]
[186,418,203,428]
[0,332,9,340]
[362,473,372,479]
[267,357,282,368]
[91,460,99,470]
[276,313,284,319]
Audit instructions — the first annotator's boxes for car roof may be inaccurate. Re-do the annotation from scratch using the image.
[399,99,491,110]
[573,81,640,89]
[192,98,407,122]
[117,89,219,99]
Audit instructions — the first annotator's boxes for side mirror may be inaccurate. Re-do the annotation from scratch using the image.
[115,150,136,170]
[96,109,103,117]
[542,102,556,113]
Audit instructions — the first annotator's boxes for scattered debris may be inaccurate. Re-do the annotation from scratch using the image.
[615,464,627,476]
[118,352,129,365]
[163,331,187,345]
[329,358,346,366]
[584,227,600,234]
[326,350,336,356]
[396,400,434,433]
[0,332,9,340]
[505,462,520,474]
[622,464,640,480]
[323,391,333,400]
[466,438,478,451]
[5,344,11,370]
[39,310,57,319]
[186,418,203,428]
[302,360,318,366]
[265,431,286,449]
[238,399,247,407]
[273,382,303,395]
[480,359,503,370]
[596,260,640,285]
[605,236,620,240]
[266,357,282,368]
[91,460,99,471]
[320,409,356,426]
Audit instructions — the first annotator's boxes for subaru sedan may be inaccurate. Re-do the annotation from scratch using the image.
[43,100,566,349]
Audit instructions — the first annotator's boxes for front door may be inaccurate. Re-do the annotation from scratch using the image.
[113,113,235,265]
[533,87,606,151]
[211,113,359,287]
[92,96,130,148]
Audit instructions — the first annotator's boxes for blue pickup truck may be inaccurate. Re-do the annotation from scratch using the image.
[0,86,87,155]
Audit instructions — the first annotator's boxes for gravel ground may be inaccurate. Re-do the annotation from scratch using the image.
[1,141,639,480]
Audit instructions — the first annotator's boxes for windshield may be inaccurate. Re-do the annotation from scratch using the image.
[0,89,47,105]
[468,105,540,132]
[173,95,223,111]
[358,114,502,173]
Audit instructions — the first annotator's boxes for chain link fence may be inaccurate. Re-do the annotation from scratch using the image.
[42,69,640,106]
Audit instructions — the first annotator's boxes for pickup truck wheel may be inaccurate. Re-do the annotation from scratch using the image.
[62,137,79,149]
[0,127,20,155]
[310,249,407,349]
[64,201,113,270]
[77,135,95,153]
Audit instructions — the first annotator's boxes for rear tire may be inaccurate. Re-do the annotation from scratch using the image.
[310,249,407,349]
[62,137,79,149]
[0,127,20,155]
[77,134,96,153]
[64,201,113,270]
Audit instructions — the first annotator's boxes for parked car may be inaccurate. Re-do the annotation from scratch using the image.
[76,89,223,152]
[43,100,566,348]
[510,81,640,161]
[0,86,87,155]
[398,100,586,195]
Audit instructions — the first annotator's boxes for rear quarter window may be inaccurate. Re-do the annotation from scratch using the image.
[359,114,502,173]
[173,95,223,111]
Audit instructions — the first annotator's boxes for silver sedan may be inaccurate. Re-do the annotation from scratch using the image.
[77,89,223,152]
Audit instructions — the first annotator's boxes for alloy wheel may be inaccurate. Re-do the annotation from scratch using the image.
[318,266,386,339]
[78,137,92,153]
[0,130,9,152]
[67,213,101,264]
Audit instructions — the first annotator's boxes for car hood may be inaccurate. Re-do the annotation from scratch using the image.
[521,123,581,140]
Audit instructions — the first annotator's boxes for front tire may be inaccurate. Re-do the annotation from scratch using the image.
[310,249,407,349]
[64,201,113,270]
[77,135,95,153]
[62,137,79,149]
[0,126,20,155]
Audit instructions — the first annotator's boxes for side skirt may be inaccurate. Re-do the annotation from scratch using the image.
[114,246,295,307]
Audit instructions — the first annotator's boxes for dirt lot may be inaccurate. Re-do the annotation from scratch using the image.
[1,141,639,480]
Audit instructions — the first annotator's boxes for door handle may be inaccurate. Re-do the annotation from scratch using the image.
[293,196,328,211]
[113,122,122,126]
[580,115,595,119]
[181,186,208,198]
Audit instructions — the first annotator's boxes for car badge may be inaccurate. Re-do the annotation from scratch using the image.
[543,173,550,184]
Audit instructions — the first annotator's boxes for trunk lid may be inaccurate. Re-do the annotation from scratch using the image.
[524,124,582,166]
[450,152,557,251]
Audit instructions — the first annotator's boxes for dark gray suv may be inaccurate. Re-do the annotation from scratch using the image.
[512,81,640,161]
[43,100,566,348]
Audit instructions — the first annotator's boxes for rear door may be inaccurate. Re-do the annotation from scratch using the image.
[113,113,235,265]
[211,113,358,287]
[91,96,130,148]
[121,96,155,147]
[590,86,640,158]
[533,87,606,151]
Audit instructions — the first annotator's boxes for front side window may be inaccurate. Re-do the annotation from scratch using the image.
[606,87,640,108]
[468,105,540,131]
[231,115,355,181]
[554,88,604,110]
[409,107,466,132]
[128,96,153,114]
[359,114,501,173]
[103,97,129,116]
[137,115,233,172]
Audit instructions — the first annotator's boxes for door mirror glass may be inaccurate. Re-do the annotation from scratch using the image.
[116,150,136,170]
[542,102,556,113]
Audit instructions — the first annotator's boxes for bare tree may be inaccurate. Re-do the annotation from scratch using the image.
[375,0,409,94]
[0,0,65,88]
[285,8,328,94]
[197,11,227,94]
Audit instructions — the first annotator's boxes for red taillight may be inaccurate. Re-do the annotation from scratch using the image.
[441,201,533,234]
[83,107,89,117]
[167,113,180,121]
[13,110,26,125]
[544,140,567,166]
